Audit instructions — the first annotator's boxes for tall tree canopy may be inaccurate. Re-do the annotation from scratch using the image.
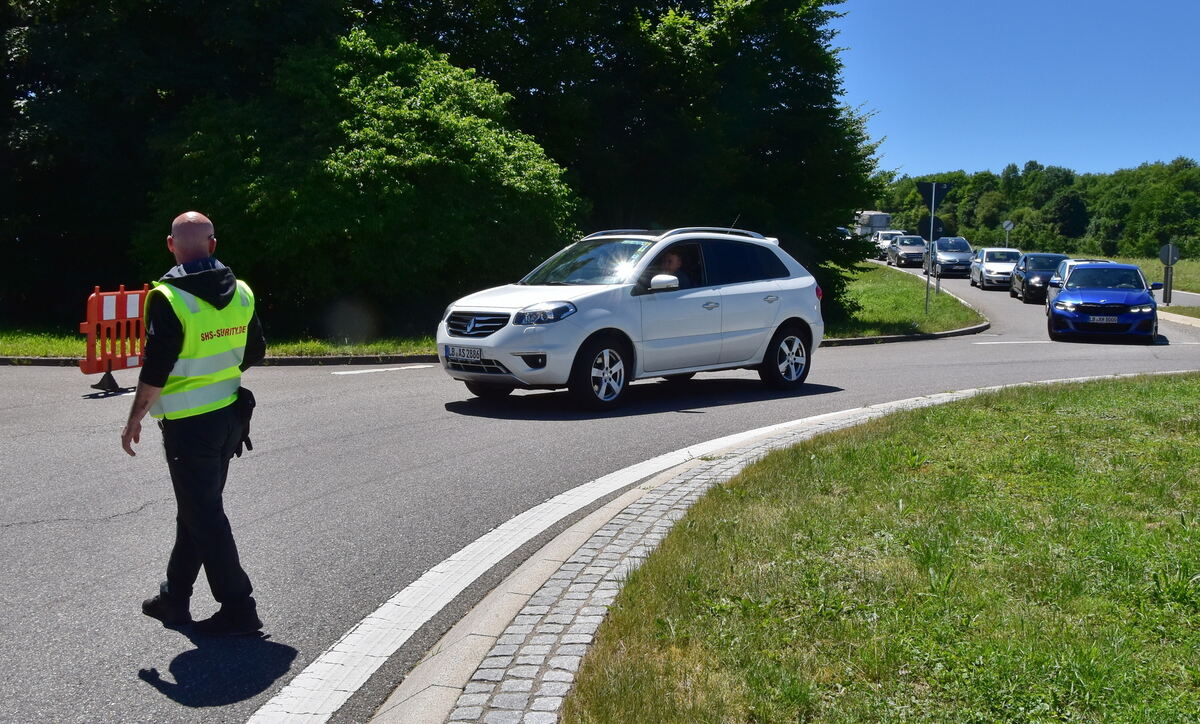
[6,0,879,331]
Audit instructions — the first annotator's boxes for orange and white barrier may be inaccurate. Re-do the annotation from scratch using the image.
[79,284,149,390]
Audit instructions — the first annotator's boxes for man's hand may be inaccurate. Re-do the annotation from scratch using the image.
[121,419,141,456]
[122,381,163,457]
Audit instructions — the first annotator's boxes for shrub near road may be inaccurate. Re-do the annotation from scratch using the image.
[826,264,984,339]
[565,374,1200,722]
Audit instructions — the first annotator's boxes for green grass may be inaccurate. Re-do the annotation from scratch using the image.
[0,329,436,358]
[565,374,1200,723]
[825,263,985,338]
[1163,306,1200,319]
[0,329,86,357]
[265,336,435,357]
[1111,257,1200,292]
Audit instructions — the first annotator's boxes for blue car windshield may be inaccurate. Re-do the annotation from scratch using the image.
[520,238,654,285]
[1065,268,1145,290]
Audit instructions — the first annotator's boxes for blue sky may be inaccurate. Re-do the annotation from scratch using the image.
[830,0,1200,178]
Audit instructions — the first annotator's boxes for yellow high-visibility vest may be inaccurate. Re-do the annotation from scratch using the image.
[146,279,255,420]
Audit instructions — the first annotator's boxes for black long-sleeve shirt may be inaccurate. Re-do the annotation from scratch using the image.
[140,258,267,387]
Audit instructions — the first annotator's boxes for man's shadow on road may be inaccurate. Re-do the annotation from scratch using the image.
[138,631,297,707]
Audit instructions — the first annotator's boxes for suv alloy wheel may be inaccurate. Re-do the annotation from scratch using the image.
[569,334,631,409]
[758,324,810,390]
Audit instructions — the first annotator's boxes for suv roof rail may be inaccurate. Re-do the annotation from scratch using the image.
[660,227,766,240]
[581,229,651,240]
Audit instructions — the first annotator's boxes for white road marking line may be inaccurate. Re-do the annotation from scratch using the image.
[331,365,434,375]
[974,341,1052,345]
[249,369,1200,723]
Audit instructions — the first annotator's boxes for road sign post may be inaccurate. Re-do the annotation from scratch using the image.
[917,181,952,314]
[1003,219,1014,247]
[1160,243,1181,305]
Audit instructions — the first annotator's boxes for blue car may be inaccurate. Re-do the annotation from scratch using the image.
[1047,263,1163,343]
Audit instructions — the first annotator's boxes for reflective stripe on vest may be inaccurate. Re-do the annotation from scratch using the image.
[147,279,255,420]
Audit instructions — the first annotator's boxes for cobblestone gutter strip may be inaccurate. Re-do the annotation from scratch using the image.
[439,390,986,724]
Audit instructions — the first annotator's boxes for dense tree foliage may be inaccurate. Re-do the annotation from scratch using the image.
[385,0,879,317]
[137,28,579,335]
[7,0,877,332]
[876,158,1200,258]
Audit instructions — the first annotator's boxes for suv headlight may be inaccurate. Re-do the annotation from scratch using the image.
[1054,300,1076,312]
[1131,304,1154,313]
[513,301,577,325]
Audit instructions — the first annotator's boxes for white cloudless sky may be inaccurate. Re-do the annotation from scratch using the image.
[830,0,1200,177]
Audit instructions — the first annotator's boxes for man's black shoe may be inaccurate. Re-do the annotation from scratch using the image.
[193,604,263,637]
[142,589,192,627]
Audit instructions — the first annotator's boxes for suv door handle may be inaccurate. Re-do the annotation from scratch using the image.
[702,302,720,310]
[763,295,779,303]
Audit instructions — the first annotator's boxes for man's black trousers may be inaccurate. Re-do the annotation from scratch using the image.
[159,403,253,607]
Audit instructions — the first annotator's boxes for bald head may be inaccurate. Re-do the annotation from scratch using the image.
[167,212,216,263]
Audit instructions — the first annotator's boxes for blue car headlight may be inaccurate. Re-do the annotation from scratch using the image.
[1054,300,1076,312]
[513,301,578,325]
[1131,304,1155,313]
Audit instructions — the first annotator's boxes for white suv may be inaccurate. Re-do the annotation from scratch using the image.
[437,227,825,409]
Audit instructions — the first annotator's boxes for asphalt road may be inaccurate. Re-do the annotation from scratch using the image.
[2,271,1199,723]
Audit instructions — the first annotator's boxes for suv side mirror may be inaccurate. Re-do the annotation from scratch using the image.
[650,274,680,291]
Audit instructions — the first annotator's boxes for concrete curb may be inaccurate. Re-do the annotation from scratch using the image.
[370,370,1198,724]
[821,320,990,346]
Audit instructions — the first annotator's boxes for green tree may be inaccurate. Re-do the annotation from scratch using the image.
[137,28,580,335]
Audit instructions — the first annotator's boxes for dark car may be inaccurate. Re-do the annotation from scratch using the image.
[1047,263,1163,344]
[1009,252,1069,304]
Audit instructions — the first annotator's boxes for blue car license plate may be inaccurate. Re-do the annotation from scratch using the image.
[1087,316,1118,324]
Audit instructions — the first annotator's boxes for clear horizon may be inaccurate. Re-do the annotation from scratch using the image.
[831,0,1200,178]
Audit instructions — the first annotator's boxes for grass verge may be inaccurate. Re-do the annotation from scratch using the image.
[825,263,984,338]
[1112,257,1199,292]
[1162,306,1200,319]
[0,330,437,358]
[565,373,1200,723]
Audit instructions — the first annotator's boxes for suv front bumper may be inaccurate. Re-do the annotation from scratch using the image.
[437,316,589,388]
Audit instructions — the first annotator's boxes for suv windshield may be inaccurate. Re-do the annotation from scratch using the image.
[521,238,654,285]
[898,238,925,247]
[936,239,971,252]
[985,250,1020,262]
[1065,268,1145,290]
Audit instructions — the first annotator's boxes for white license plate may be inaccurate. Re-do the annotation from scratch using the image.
[1087,315,1118,324]
[445,345,482,362]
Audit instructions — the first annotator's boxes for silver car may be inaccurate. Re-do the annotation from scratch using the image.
[886,236,927,267]
[924,237,973,278]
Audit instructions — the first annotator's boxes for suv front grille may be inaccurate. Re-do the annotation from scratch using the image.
[447,312,510,338]
[1076,303,1130,315]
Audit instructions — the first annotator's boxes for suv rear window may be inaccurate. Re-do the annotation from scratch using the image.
[703,240,789,285]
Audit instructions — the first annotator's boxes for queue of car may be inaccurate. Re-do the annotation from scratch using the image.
[898,234,1163,345]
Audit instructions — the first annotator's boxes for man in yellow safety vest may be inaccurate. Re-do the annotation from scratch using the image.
[121,211,267,636]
